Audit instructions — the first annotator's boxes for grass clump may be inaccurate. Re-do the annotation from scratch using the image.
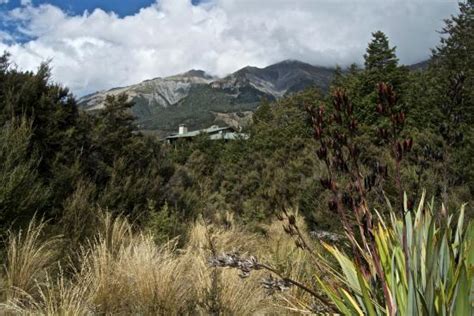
[1,212,320,315]
[1,218,61,304]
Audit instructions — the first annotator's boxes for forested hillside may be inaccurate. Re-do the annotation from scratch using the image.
[0,1,472,314]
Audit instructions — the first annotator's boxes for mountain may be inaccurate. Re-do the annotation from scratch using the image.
[79,60,336,135]
[407,59,430,71]
[79,69,215,111]
[211,60,334,98]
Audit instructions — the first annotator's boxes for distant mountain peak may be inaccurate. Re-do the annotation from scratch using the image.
[276,59,305,65]
[267,59,328,71]
[210,59,335,100]
[235,60,310,73]
[179,69,214,79]
[407,59,430,71]
[234,65,260,74]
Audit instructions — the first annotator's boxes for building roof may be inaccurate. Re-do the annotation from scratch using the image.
[166,125,234,140]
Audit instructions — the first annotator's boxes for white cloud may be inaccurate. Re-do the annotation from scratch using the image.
[20,0,32,6]
[0,0,459,96]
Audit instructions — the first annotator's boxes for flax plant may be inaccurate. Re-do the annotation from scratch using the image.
[317,193,473,315]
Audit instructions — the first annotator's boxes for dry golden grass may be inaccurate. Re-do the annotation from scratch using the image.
[1,218,62,303]
[257,214,323,313]
[1,211,323,315]
[185,218,275,315]
[76,212,198,314]
[4,267,94,315]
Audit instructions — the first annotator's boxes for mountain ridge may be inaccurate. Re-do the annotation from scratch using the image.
[79,59,428,135]
[79,59,336,134]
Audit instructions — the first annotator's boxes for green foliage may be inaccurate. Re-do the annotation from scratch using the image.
[403,1,474,206]
[159,88,327,229]
[93,94,137,165]
[0,55,170,233]
[317,194,473,315]
[0,119,50,234]
[334,31,409,126]
[364,31,398,72]
[145,201,183,245]
[327,10,474,212]
[432,0,473,118]
[57,180,98,248]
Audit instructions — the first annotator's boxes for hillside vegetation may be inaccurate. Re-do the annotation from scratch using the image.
[0,2,473,315]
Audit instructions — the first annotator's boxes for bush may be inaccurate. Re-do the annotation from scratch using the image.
[145,201,184,245]
[0,119,50,234]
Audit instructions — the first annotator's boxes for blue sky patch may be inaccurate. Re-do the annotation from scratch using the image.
[0,0,203,43]
[1,0,203,17]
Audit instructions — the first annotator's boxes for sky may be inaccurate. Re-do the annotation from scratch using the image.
[0,0,460,96]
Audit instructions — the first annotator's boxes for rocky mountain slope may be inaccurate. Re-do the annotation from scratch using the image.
[79,60,336,134]
[80,69,215,111]
[211,60,334,98]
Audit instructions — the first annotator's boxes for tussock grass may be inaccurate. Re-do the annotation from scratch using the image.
[0,212,320,315]
[5,267,94,315]
[186,219,274,314]
[75,212,198,314]
[1,218,61,303]
[259,215,323,313]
